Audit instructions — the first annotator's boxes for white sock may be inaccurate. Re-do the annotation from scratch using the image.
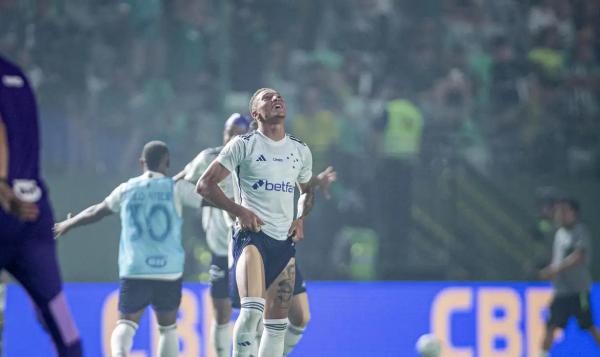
[538,351,549,357]
[250,319,264,357]
[111,319,138,357]
[158,323,178,357]
[233,297,265,357]
[258,318,288,357]
[283,323,305,355]
[212,320,231,357]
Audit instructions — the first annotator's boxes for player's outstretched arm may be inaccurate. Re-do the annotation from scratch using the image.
[197,161,263,232]
[53,201,113,238]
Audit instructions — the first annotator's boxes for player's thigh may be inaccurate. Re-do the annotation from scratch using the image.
[236,245,265,298]
[264,257,295,319]
[289,291,310,327]
[119,310,146,325]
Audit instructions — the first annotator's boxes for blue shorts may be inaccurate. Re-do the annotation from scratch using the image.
[230,229,296,304]
[118,278,182,314]
[209,254,229,299]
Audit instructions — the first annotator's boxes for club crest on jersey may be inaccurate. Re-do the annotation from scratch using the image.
[251,179,294,193]
[256,154,267,162]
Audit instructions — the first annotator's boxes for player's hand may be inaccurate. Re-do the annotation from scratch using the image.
[316,166,337,200]
[53,213,73,238]
[0,181,39,221]
[539,265,558,280]
[288,218,304,242]
[237,207,264,232]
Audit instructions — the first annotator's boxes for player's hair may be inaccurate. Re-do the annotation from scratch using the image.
[141,141,169,171]
[559,197,580,214]
[249,87,275,118]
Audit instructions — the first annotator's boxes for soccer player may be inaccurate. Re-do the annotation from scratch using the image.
[538,198,600,357]
[197,88,317,357]
[54,141,202,357]
[175,113,251,357]
[0,55,83,356]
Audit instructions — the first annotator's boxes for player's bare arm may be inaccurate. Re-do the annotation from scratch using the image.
[540,247,585,280]
[53,201,113,238]
[197,160,264,232]
[288,181,316,241]
[0,116,38,221]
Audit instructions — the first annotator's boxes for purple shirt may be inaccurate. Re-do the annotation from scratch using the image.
[0,56,45,197]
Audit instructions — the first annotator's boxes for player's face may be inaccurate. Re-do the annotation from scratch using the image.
[557,203,577,227]
[254,90,286,123]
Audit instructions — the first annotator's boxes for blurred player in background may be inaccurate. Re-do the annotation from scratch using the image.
[197,88,316,357]
[54,141,202,357]
[539,198,600,357]
[0,55,82,356]
[175,113,251,357]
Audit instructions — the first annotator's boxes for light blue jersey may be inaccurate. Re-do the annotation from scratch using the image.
[118,176,184,278]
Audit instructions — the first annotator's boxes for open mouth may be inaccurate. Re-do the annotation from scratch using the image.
[274,104,283,109]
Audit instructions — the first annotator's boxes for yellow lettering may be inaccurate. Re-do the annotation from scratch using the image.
[478,288,522,357]
[431,287,474,357]
[526,287,558,357]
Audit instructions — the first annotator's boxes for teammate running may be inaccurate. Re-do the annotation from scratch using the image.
[54,141,202,357]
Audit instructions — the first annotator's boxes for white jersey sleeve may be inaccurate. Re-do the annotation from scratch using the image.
[174,179,202,211]
[104,183,126,213]
[216,136,245,173]
[297,145,313,184]
[184,147,222,183]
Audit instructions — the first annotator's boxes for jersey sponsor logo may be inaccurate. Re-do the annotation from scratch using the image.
[256,154,267,162]
[13,179,42,202]
[251,179,294,193]
[145,255,167,268]
[273,157,284,162]
[2,75,24,88]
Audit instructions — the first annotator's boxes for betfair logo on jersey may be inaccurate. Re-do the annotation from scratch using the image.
[251,179,294,193]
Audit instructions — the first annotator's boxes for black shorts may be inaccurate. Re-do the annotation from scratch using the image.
[209,254,229,299]
[230,230,295,305]
[118,278,182,314]
[547,292,594,329]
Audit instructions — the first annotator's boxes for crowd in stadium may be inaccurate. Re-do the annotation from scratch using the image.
[0,0,598,177]
[1,0,599,281]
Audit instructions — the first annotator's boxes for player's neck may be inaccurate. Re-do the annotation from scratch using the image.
[258,123,285,141]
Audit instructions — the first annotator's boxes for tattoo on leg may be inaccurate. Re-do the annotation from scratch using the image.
[277,264,296,306]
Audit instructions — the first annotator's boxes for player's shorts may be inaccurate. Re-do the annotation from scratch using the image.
[547,291,594,329]
[209,254,229,299]
[118,278,183,314]
[230,229,295,304]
